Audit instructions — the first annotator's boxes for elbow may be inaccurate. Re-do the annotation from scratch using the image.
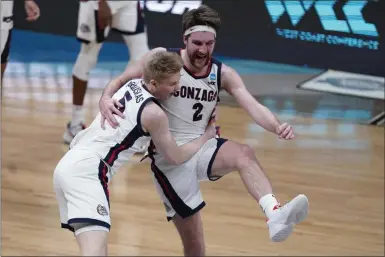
[169,159,181,165]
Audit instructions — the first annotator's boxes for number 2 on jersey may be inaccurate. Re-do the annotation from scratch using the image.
[192,103,203,121]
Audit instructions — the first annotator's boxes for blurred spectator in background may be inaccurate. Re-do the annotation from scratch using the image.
[63,0,150,145]
[1,0,40,87]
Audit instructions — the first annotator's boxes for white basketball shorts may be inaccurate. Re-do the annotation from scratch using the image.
[53,148,112,232]
[76,1,145,44]
[149,138,228,221]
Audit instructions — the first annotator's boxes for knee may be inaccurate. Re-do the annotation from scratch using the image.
[236,144,256,168]
[72,43,102,81]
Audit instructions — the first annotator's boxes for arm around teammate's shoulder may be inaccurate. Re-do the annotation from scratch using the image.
[141,101,217,165]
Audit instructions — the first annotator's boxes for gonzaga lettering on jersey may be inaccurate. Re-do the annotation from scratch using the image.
[70,79,156,175]
[162,48,222,145]
[173,86,217,102]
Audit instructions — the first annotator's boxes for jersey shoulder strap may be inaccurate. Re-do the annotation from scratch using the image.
[211,58,223,92]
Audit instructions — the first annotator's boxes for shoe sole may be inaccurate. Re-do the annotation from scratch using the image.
[271,223,294,242]
[290,194,309,224]
[270,194,309,242]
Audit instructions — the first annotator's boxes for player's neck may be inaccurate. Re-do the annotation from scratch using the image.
[181,49,210,76]
[142,81,156,95]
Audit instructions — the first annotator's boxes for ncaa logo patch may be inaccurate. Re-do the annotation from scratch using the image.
[97,204,109,216]
[209,73,216,80]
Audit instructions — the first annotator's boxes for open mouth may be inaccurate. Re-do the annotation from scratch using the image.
[195,55,207,61]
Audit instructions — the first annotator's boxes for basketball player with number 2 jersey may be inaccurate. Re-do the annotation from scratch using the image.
[98,5,310,255]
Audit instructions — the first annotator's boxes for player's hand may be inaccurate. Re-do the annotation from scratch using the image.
[276,123,295,140]
[99,95,125,130]
[98,0,112,30]
[209,107,221,138]
[204,122,217,140]
[25,0,40,22]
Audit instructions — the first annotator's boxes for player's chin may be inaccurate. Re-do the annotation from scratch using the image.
[162,94,173,101]
[194,61,207,69]
[194,57,208,66]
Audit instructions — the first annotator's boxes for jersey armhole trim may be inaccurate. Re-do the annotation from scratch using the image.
[212,58,222,92]
[136,97,160,137]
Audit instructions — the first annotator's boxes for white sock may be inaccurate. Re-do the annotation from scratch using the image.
[259,194,279,218]
[71,105,85,126]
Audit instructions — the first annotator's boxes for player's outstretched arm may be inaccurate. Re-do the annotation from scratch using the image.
[141,102,217,165]
[99,47,167,129]
[221,64,294,140]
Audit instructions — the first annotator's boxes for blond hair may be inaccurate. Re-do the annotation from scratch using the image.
[143,51,183,83]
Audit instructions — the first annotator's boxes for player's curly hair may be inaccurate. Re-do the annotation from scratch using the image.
[182,4,221,35]
[143,51,183,83]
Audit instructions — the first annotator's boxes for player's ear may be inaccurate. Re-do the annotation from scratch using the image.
[183,35,188,45]
[150,79,157,88]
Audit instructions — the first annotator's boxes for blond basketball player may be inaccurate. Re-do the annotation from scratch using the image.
[53,51,217,256]
[63,0,150,145]
[1,0,40,84]
[98,5,309,256]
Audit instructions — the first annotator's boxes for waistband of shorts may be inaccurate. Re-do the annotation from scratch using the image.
[71,146,116,178]
[70,146,112,168]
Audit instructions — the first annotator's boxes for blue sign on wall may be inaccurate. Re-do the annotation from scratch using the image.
[265,0,379,51]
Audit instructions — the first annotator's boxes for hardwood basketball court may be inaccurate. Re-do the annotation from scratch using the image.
[1,82,383,255]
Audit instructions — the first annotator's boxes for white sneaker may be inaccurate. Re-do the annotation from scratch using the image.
[267,194,309,242]
[63,122,86,145]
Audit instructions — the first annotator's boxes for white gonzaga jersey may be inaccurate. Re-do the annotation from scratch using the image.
[1,0,14,30]
[162,48,222,145]
[70,79,156,174]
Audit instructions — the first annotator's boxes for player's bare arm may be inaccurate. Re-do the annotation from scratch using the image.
[141,102,216,165]
[221,64,294,140]
[99,47,167,128]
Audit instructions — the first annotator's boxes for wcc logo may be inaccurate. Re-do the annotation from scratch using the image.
[265,0,378,37]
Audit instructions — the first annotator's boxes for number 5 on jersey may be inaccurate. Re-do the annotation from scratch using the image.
[118,91,132,113]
